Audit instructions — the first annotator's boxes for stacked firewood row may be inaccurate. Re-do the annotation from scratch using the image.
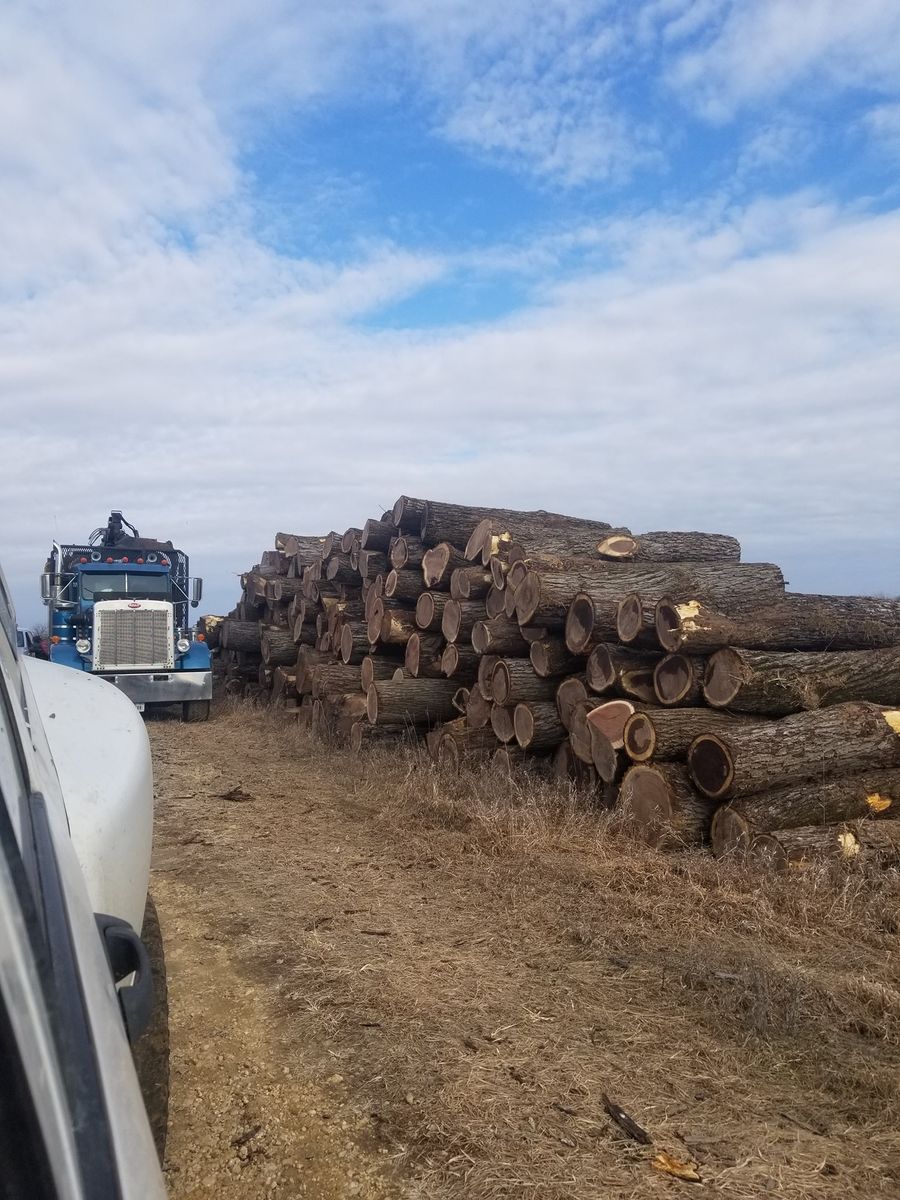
[212,498,900,871]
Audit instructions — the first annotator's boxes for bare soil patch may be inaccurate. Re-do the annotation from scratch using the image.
[149,700,900,1198]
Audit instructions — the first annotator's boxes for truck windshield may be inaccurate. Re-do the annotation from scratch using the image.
[80,573,170,601]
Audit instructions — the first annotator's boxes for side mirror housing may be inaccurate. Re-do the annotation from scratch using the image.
[190,578,203,604]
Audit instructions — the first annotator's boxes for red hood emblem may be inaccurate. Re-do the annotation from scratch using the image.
[127,601,142,609]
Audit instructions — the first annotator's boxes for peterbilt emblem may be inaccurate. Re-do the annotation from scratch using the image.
[127,601,142,609]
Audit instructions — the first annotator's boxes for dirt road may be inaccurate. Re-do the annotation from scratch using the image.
[148,702,900,1199]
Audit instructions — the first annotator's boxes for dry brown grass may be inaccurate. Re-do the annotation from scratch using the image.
[154,700,900,1198]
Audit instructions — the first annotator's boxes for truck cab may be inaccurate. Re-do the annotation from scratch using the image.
[42,512,212,721]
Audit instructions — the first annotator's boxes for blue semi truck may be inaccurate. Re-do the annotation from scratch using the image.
[41,511,212,721]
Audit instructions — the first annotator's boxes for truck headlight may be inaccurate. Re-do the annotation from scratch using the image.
[75,637,91,654]
[176,637,191,653]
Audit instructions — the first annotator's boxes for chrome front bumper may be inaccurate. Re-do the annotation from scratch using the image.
[98,670,213,704]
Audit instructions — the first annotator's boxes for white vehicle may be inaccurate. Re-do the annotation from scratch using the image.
[0,564,165,1197]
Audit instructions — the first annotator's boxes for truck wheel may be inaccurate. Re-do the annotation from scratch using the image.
[182,699,210,723]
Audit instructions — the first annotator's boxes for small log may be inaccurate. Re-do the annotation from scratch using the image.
[450,567,493,601]
[441,600,484,644]
[340,527,362,554]
[491,704,516,744]
[530,640,581,679]
[423,543,469,590]
[324,552,359,584]
[711,769,900,858]
[749,821,900,870]
[385,569,424,603]
[360,654,403,692]
[415,590,451,632]
[704,646,900,717]
[441,643,480,678]
[491,659,560,706]
[597,531,741,563]
[366,679,459,727]
[624,708,759,763]
[471,616,530,656]
[488,556,509,590]
[361,518,394,552]
[476,655,500,701]
[340,622,371,665]
[310,664,363,700]
[586,644,662,697]
[552,741,598,789]
[349,720,399,754]
[390,535,424,571]
[514,702,567,750]
[358,550,389,583]
[379,607,418,647]
[614,595,661,648]
[260,626,297,667]
[436,724,499,770]
[221,620,262,653]
[653,653,705,707]
[618,763,715,849]
[688,703,900,800]
[391,495,429,534]
[405,632,444,679]
[485,585,506,619]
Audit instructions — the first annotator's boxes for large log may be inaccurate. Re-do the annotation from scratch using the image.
[688,704,900,800]
[415,591,451,632]
[310,664,364,700]
[597,531,741,563]
[422,543,469,590]
[704,646,900,717]
[749,820,900,870]
[530,640,581,679]
[624,708,760,763]
[361,518,394,552]
[653,653,705,707]
[491,659,560,706]
[514,702,567,750]
[471,617,530,656]
[360,654,403,692]
[711,769,900,858]
[450,567,493,601]
[390,535,424,571]
[260,626,296,667]
[391,495,429,534]
[221,619,262,653]
[385,569,424,603]
[618,763,715,849]
[405,632,444,678]
[340,622,371,665]
[467,514,617,565]
[441,600,484,644]
[656,593,900,655]
[418,501,526,549]
[441,643,480,679]
[366,679,460,727]
[379,607,418,647]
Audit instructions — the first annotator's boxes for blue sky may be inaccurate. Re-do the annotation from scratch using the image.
[1,0,899,623]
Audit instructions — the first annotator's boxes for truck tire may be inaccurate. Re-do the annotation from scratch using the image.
[182,699,210,723]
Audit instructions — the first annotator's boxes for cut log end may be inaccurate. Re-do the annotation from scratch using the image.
[586,699,635,749]
[710,806,753,859]
[565,593,595,654]
[623,712,656,762]
[654,653,695,705]
[654,597,682,653]
[491,704,516,744]
[513,704,535,748]
[703,647,745,707]
[616,594,644,644]
[620,766,674,846]
[366,685,378,724]
[586,645,615,692]
[597,534,638,560]
[687,733,734,799]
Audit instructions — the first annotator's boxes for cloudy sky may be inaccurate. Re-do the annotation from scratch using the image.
[2,0,899,624]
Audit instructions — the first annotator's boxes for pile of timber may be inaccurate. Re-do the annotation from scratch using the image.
[215,499,900,871]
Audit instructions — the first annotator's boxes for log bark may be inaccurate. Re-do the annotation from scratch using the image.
[450,567,493,601]
[385,569,424,603]
[340,622,371,665]
[653,653,705,707]
[704,646,900,717]
[221,620,261,653]
[467,514,617,566]
[260,626,297,667]
[391,495,429,534]
[514,701,567,750]
[415,591,450,632]
[441,600,484,644]
[404,632,444,678]
[688,703,900,800]
[436,724,499,770]
[441,644,480,679]
[491,704,516,744]
[597,531,741,563]
[366,679,460,727]
[379,607,418,647]
[749,821,900,870]
[529,640,581,679]
[419,501,521,549]
[624,708,760,763]
[422,543,469,590]
[491,659,560,706]
[711,769,900,858]
[656,593,900,655]
[361,518,394,552]
[586,644,662,701]
[471,617,530,656]
[310,664,364,700]
[390,535,424,571]
[358,550,389,583]
[618,763,715,849]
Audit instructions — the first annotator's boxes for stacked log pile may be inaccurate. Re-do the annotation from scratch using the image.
[215,499,900,871]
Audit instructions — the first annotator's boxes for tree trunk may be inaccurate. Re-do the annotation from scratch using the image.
[441,644,480,679]
[586,644,662,699]
[471,617,530,656]
[688,703,900,800]
[653,653,705,706]
[340,622,371,665]
[221,620,261,653]
[514,701,567,750]
[415,591,450,632]
[441,600,484,644]
[385,569,424,603]
[624,708,760,763]
[491,659,560,706]
[419,501,526,549]
[405,632,444,678]
[704,646,900,716]
[450,567,493,600]
[597,531,741,562]
[361,518,394,552]
[491,703,516,744]
[469,515,618,565]
[618,763,715,849]
[711,769,900,858]
[366,679,460,727]
[390,535,424,571]
[422,543,469,590]
[530,639,581,678]
[260,626,296,667]
[656,592,900,655]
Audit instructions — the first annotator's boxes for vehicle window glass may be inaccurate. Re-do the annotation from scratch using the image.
[80,572,170,600]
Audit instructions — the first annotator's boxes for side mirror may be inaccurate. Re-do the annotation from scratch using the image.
[190,578,203,607]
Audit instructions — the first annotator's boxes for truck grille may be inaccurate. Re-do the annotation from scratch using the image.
[94,606,173,670]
